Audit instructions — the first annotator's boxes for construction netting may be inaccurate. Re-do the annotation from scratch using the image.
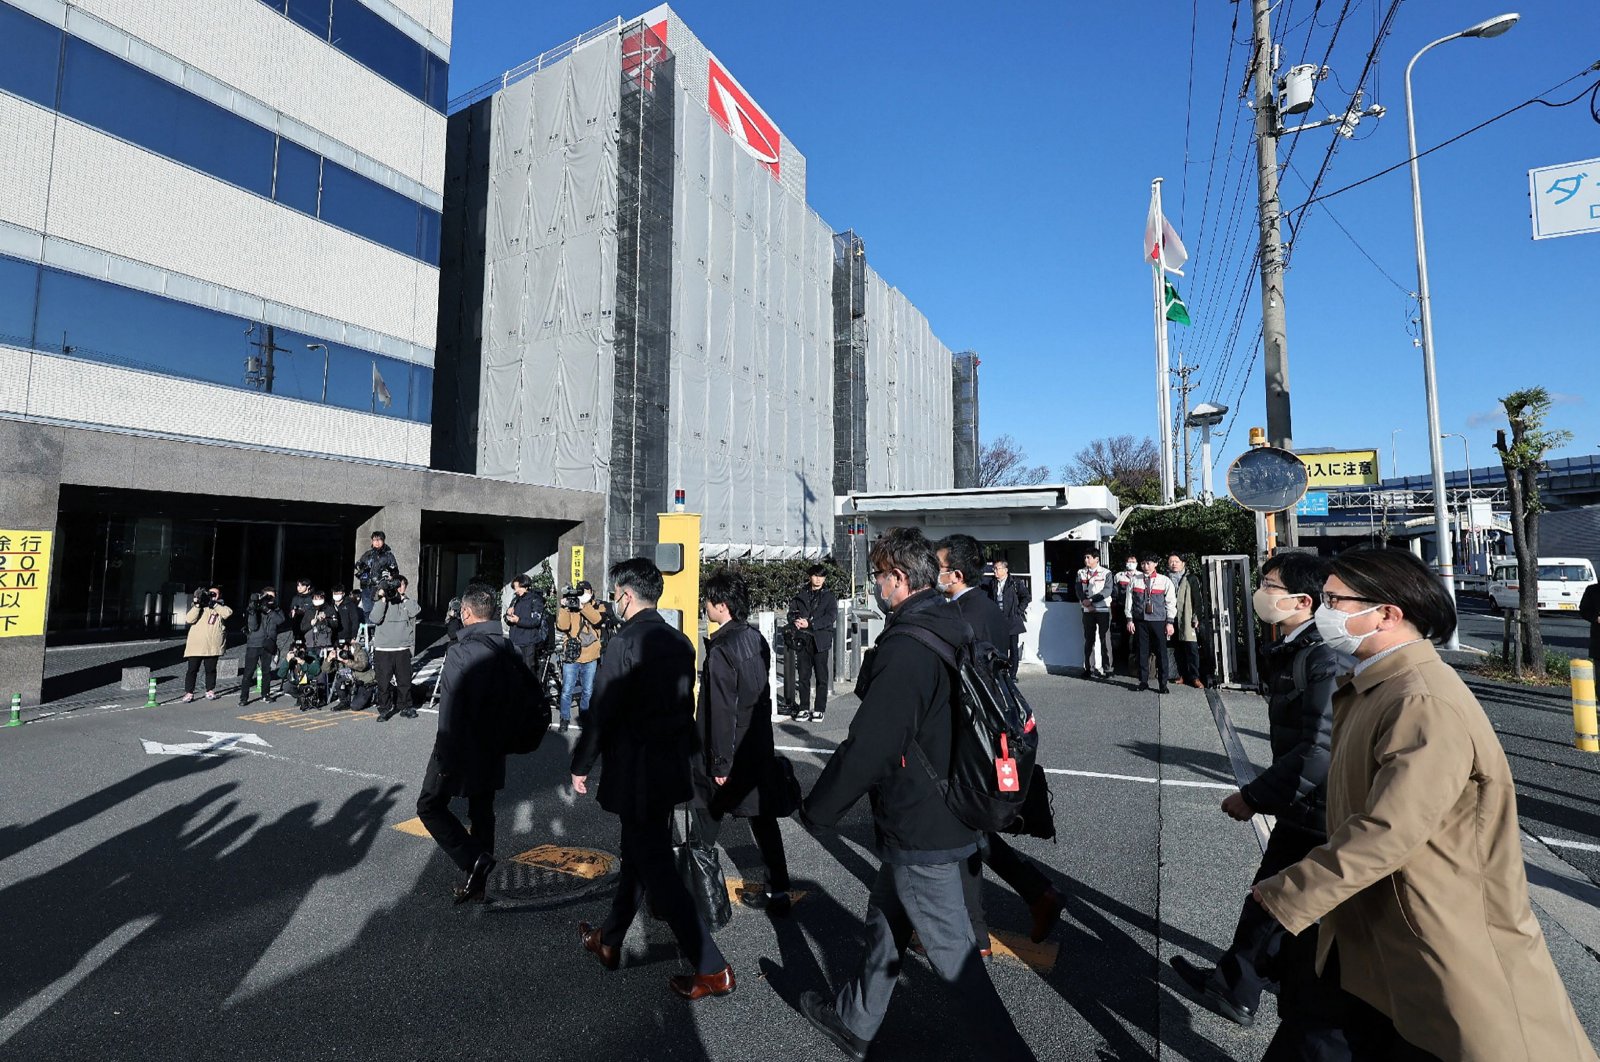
[952,351,980,488]
[863,266,954,491]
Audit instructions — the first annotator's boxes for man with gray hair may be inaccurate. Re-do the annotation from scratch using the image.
[417,585,541,904]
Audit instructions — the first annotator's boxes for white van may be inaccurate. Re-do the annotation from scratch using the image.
[1488,557,1597,613]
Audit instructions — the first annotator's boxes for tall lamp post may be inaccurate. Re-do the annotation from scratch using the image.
[306,343,330,403]
[1443,431,1475,562]
[1405,11,1519,651]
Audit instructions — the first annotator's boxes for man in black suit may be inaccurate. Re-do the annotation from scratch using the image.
[1581,581,1600,664]
[987,558,1029,675]
[417,586,542,904]
[570,558,734,1002]
[937,536,1065,951]
[786,565,838,722]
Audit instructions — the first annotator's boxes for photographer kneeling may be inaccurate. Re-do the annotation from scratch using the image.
[277,643,324,712]
[555,581,603,732]
[182,585,232,702]
[325,638,377,712]
[370,575,421,721]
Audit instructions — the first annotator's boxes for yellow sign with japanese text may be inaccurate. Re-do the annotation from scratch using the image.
[1299,450,1380,488]
[570,545,584,586]
[0,530,52,637]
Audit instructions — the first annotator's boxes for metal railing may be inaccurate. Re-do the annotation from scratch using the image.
[447,17,623,113]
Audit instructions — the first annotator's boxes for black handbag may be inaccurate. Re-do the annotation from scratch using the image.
[673,807,732,930]
[761,754,802,818]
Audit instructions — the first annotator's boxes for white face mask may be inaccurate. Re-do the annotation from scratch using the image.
[1315,604,1382,655]
[1125,562,1137,571]
[580,591,592,603]
[1252,587,1306,626]
[312,598,325,607]
[332,594,344,603]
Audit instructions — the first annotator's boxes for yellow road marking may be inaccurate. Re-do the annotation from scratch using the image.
[391,817,431,838]
[725,876,809,905]
[238,708,351,730]
[510,845,618,880]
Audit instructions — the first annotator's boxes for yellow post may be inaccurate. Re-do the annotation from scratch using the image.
[656,511,702,662]
[1572,659,1598,753]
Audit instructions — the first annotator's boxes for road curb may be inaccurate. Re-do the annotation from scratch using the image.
[1203,686,1271,853]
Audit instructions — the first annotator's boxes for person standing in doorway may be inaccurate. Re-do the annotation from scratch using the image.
[1167,554,1203,688]
[1125,555,1174,693]
[1076,552,1114,678]
[987,558,1029,675]
[504,575,548,673]
[787,565,837,723]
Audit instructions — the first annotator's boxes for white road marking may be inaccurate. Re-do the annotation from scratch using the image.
[1540,836,1600,854]
[140,732,271,757]
[0,915,158,1046]
[774,746,1236,791]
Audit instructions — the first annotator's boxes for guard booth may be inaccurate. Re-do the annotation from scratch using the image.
[836,485,1120,672]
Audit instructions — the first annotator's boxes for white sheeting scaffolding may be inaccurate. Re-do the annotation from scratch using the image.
[863,266,954,492]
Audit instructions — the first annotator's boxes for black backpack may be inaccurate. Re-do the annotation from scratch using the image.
[879,622,1039,833]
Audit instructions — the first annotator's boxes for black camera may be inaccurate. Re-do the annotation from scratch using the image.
[560,585,582,611]
[193,588,216,609]
[377,575,403,603]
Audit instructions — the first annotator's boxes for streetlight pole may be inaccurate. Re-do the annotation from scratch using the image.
[1405,12,1519,652]
[1444,431,1476,563]
[307,343,329,403]
[1390,428,1402,479]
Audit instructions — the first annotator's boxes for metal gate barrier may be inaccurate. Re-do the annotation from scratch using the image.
[1204,555,1258,688]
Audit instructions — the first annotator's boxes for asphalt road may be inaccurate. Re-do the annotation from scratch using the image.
[1455,596,1592,658]
[1,665,1292,1061]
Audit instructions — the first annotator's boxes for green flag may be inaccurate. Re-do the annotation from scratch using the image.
[1164,280,1191,326]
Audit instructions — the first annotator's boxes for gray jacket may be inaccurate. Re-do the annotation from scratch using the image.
[369,595,420,651]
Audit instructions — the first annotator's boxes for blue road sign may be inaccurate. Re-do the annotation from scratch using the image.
[1296,490,1330,517]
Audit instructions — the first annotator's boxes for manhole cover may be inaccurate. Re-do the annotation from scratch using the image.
[493,845,618,905]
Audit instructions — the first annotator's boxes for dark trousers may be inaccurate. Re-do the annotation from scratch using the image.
[416,750,495,873]
[1262,945,1439,1062]
[834,859,1031,1055]
[1004,633,1021,675]
[1081,612,1111,673]
[960,832,1054,942]
[514,641,538,672]
[184,656,218,694]
[1111,610,1132,673]
[691,808,790,893]
[795,644,831,715]
[1212,821,1323,1010]
[239,646,273,702]
[373,650,412,714]
[1133,620,1169,689]
[602,807,726,975]
[1172,639,1201,684]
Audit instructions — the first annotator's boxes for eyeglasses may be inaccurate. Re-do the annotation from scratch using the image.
[1321,591,1380,609]
[872,568,897,581]
[1260,581,1291,593]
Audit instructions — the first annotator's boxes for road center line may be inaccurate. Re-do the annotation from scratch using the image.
[773,746,1236,791]
[1539,836,1600,854]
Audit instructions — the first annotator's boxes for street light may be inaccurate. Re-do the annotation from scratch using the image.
[1186,401,1229,504]
[306,343,329,403]
[1405,11,1518,651]
[1390,428,1402,479]
[1443,432,1475,560]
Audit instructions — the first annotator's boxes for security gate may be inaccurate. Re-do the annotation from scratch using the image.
[1204,555,1258,688]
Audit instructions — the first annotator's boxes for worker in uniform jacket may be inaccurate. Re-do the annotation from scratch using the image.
[1171,552,1341,1043]
[796,527,1032,1062]
[937,536,1066,955]
[1124,555,1175,693]
[416,587,542,904]
[985,558,1029,675]
[570,558,733,1002]
[1076,552,1114,677]
[785,565,837,722]
[1111,555,1139,675]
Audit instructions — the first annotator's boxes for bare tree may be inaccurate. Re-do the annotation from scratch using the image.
[1494,387,1573,677]
[978,434,1051,487]
[1063,435,1161,503]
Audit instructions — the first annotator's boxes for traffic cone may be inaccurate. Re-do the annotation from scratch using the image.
[145,677,159,709]
[6,693,19,727]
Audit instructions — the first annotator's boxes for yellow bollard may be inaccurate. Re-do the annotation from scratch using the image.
[1573,659,1598,753]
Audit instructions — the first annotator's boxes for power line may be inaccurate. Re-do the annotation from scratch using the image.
[1286,160,1410,294]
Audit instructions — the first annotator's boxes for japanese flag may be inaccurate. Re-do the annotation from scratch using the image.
[1145,191,1188,275]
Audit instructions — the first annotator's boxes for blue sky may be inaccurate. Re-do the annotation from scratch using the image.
[449,1,1600,484]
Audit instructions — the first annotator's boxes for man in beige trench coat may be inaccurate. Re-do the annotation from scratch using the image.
[1253,548,1598,1061]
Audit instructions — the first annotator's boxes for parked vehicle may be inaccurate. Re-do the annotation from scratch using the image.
[1488,557,1597,614]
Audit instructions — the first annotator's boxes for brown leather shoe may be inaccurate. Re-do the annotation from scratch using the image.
[1191,678,1207,689]
[579,921,619,971]
[668,964,735,1000]
[1029,885,1065,943]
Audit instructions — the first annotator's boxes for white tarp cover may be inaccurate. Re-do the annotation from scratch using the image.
[864,266,954,492]
[478,34,621,492]
[670,95,834,559]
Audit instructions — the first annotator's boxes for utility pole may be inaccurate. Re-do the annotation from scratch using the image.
[246,324,287,394]
[1172,354,1197,498]
[1247,0,1298,545]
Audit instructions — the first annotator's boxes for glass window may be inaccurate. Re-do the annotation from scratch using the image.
[0,255,40,348]
[273,138,321,216]
[1537,564,1592,582]
[408,363,433,422]
[330,0,424,98]
[424,52,449,111]
[0,3,64,108]
[319,160,421,258]
[171,91,276,198]
[418,207,441,264]
[286,0,332,40]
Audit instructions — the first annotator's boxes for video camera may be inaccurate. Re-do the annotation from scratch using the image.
[192,587,217,610]
[560,585,583,611]
[376,573,403,603]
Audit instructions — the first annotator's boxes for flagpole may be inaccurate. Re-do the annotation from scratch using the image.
[1151,178,1175,504]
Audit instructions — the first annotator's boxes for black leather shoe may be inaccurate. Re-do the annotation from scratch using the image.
[453,852,495,904]
[668,964,735,1001]
[559,718,570,733]
[400,709,418,718]
[1136,684,1151,692]
[738,887,792,916]
[799,990,869,1061]
[1029,885,1065,943]
[579,921,620,970]
[1169,955,1256,1027]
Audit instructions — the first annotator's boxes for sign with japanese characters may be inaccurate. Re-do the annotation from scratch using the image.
[1300,450,1379,488]
[570,545,584,586]
[1530,157,1600,240]
[0,530,52,637]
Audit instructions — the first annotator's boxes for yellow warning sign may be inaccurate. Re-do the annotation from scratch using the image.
[511,844,617,880]
[0,530,52,637]
[570,546,585,586]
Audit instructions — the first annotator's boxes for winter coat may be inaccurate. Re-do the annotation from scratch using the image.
[690,619,776,818]
[570,609,699,819]
[988,576,1029,634]
[1580,583,1600,660]
[336,644,376,685]
[245,602,285,650]
[951,586,1007,649]
[432,620,541,796]
[1169,570,1201,643]
[505,590,548,648]
[299,602,339,650]
[805,588,979,864]
[1124,572,1175,624]
[1111,567,1137,619]
[556,601,604,664]
[1239,623,1337,834]
[1255,640,1599,1062]
[786,586,838,650]
[332,595,362,640]
[368,595,419,652]
[183,602,232,657]
[355,545,399,590]
[1076,566,1114,614]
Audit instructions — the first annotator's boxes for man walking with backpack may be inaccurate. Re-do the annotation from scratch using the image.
[796,527,1033,1061]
